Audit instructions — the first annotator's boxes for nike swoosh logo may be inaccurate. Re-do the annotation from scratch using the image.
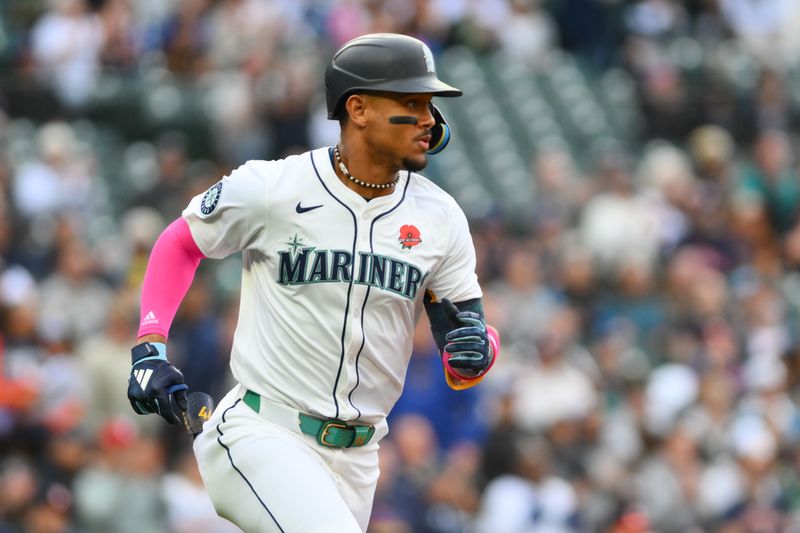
[296,202,323,214]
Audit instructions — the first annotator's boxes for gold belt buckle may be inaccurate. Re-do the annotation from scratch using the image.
[318,420,349,447]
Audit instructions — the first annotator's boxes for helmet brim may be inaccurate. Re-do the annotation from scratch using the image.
[327,75,463,118]
[367,75,463,97]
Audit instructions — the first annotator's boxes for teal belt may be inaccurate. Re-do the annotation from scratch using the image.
[243,390,375,448]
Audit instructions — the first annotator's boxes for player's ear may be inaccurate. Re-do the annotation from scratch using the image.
[345,94,369,128]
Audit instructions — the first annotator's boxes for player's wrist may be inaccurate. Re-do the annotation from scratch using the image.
[131,341,169,365]
[138,333,167,343]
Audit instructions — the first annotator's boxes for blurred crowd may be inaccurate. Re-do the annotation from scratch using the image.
[3,0,800,532]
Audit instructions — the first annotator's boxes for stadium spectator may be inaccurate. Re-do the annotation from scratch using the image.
[487,245,560,349]
[72,418,170,533]
[130,132,191,219]
[30,0,104,110]
[37,237,112,343]
[631,422,702,531]
[12,121,95,222]
[579,151,660,272]
[496,0,558,68]
[510,317,598,433]
[475,435,578,532]
[719,0,799,68]
[738,128,800,235]
[76,290,156,435]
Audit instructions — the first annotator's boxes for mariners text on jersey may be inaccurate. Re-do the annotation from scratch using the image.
[277,247,428,300]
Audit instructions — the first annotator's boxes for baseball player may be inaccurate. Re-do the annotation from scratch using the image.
[127,33,500,532]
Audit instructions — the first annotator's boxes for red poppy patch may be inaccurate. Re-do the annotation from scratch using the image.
[399,225,422,249]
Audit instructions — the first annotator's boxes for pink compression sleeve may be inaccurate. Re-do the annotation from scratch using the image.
[137,217,206,339]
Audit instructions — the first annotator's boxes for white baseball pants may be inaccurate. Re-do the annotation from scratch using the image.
[193,385,382,532]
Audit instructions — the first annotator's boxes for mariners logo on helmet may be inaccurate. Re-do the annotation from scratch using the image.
[422,43,435,73]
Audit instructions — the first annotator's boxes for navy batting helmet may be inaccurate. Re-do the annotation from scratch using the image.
[325,33,462,154]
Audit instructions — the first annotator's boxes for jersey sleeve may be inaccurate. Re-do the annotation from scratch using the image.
[182,161,270,259]
[426,201,482,302]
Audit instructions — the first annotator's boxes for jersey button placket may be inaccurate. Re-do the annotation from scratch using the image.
[351,216,367,370]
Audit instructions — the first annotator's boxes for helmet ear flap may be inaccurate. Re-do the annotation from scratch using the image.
[427,103,451,155]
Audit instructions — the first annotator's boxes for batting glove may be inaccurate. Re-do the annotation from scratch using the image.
[128,342,188,426]
[442,299,493,379]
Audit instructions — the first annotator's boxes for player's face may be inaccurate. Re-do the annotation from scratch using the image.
[365,92,436,172]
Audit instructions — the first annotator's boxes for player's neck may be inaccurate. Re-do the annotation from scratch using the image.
[333,143,399,200]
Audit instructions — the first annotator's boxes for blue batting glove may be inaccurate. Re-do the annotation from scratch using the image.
[442,298,492,377]
[127,342,188,426]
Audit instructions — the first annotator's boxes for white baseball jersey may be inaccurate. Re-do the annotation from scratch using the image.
[182,146,481,426]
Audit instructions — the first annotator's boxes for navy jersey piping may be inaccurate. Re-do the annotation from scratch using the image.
[310,150,357,419]
[347,171,412,416]
[216,399,285,532]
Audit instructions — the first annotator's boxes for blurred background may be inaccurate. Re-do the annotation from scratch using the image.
[2,0,800,532]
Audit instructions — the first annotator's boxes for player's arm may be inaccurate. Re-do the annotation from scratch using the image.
[423,197,499,390]
[424,292,500,391]
[128,162,268,425]
[127,217,205,425]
